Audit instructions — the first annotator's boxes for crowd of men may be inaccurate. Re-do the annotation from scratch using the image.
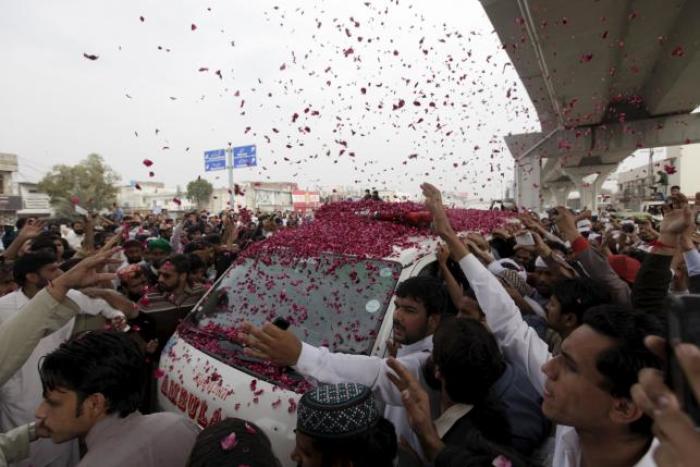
[0,184,699,467]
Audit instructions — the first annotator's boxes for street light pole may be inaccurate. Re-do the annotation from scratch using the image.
[227,148,235,210]
[647,148,654,199]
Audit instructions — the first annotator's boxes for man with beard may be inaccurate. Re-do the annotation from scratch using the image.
[116,264,157,339]
[157,219,174,242]
[243,276,447,460]
[117,264,149,303]
[118,239,146,271]
[137,255,206,411]
[139,254,206,352]
[61,221,85,251]
[245,302,549,461]
[388,277,445,360]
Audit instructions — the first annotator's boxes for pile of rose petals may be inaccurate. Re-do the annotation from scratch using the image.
[242,200,513,260]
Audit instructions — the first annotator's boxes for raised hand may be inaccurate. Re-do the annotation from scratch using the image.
[420,182,443,208]
[98,232,122,253]
[386,358,432,430]
[387,358,445,461]
[575,209,592,221]
[518,213,539,231]
[385,339,400,359]
[670,193,689,210]
[532,231,552,257]
[240,321,302,367]
[553,206,579,241]
[436,244,450,265]
[420,183,451,238]
[50,247,122,297]
[631,342,700,467]
[660,207,693,236]
[466,232,489,251]
[19,218,45,240]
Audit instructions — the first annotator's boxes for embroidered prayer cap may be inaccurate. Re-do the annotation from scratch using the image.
[498,268,534,297]
[297,383,379,439]
[146,238,172,253]
[496,258,527,280]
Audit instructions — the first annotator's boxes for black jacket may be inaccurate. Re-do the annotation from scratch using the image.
[632,252,673,319]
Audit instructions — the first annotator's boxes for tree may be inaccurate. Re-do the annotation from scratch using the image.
[38,154,121,213]
[186,177,213,208]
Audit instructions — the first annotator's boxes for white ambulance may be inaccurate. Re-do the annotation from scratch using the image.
[157,205,504,465]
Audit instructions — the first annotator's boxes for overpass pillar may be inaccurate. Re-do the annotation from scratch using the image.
[544,181,574,207]
[561,164,618,211]
[515,155,542,212]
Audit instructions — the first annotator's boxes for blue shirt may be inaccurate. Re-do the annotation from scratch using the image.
[490,362,551,454]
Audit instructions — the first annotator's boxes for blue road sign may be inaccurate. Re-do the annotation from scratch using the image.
[204,149,226,172]
[233,145,257,168]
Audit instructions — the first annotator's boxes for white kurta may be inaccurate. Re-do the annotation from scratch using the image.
[0,290,79,467]
[457,254,657,467]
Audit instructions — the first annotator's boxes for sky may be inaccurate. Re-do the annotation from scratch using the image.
[0,0,541,201]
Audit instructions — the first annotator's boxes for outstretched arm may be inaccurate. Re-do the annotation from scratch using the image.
[240,321,428,407]
[421,183,549,393]
[3,219,45,261]
[0,248,121,386]
[436,245,477,318]
[633,207,692,313]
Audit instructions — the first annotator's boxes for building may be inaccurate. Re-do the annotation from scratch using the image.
[0,153,21,224]
[292,190,321,213]
[208,182,296,213]
[0,153,52,224]
[318,186,400,203]
[16,182,51,218]
[0,154,17,196]
[240,182,295,213]
[208,187,235,213]
[117,181,195,214]
[615,144,700,210]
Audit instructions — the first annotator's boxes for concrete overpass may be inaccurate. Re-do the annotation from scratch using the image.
[479,0,700,210]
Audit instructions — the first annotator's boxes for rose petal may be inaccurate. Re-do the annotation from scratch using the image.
[220,432,237,450]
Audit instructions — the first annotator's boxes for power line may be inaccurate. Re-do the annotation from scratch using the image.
[16,163,44,176]
[16,155,53,175]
